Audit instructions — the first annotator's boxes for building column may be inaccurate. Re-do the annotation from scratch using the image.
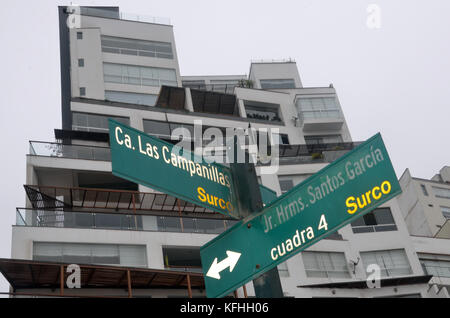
[237,99,247,118]
[185,87,194,112]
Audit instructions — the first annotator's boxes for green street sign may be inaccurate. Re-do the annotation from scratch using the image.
[200,133,402,298]
[108,119,239,219]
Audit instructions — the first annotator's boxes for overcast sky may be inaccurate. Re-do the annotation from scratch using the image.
[0,0,449,294]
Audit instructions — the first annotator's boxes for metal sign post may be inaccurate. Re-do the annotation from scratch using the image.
[228,137,284,298]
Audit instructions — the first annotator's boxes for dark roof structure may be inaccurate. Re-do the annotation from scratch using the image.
[0,258,204,298]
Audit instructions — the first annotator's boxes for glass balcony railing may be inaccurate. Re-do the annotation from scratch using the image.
[16,208,236,235]
[29,141,111,161]
[300,109,343,120]
[183,83,238,95]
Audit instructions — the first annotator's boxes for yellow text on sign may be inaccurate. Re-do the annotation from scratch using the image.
[345,180,392,214]
[197,187,233,213]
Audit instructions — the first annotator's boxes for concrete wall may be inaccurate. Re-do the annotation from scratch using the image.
[398,168,450,237]
[68,14,181,102]
[249,62,303,89]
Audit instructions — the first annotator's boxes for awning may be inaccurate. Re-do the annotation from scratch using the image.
[0,258,204,297]
[24,185,220,217]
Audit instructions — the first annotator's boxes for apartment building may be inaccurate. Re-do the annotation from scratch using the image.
[397,166,450,297]
[1,6,448,298]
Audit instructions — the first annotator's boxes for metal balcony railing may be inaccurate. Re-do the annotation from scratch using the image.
[29,139,361,168]
[16,208,236,235]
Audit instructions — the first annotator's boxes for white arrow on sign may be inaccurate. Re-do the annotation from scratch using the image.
[206,250,241,280]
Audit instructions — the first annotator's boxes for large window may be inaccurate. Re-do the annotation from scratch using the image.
[33,242,147,267]
[101,35,173,59]
[143,119,194,140]
[432,186,450,199]
[351,208,397,233]
[360,249,412,278]
[260,79,296,89]
[72,112,129,133]
[419,254,450,278]
[302,251,351,278]
[244,100,281,122]
[296,97,342,120]
[103,62,177,87]
[105,90,157,106]
[279,178,294,194]
[277,261,289,277]
[162,246,202,272]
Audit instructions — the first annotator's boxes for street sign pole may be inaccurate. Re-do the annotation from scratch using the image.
[229,137,283,298]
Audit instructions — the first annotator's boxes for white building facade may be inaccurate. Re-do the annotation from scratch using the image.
[3,6,449,298]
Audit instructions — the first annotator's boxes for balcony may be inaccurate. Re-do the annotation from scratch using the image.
[79,7,171,25]
[16,208,236,235]
[258,142,361,166]
[23,185,219,215]
[182,83,238,95]
[20,185,235,235]
[30,141,111,161]
[295,95,345,132]
[299,110,344,132]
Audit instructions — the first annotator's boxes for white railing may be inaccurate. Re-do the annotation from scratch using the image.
[119,12,171,25]
[250,58,295,63]
[79,7,171,25]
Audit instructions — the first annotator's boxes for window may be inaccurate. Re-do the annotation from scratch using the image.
[441,206,450,219]
[360,249,412,278]
[432,186,450,199]
[260,79,296,89]
[279,179,294,194]
[302,251,351,278]
[78,58,84,67]
[244,100,281,122]
[101,35,173,59]
[304,135,343,145]
[105,91,157,107]
[273,133,289,145]
[79,87,86,96]
[278,261,289,277]
[33,242,147,267]
[76,32,83,39]
[103,62,177,87]
[143,120,194,141]
[351,208,397,233]
[143,120,171,139]
[162,247,202,272]
[182,80,206,90]
[296,97,342,120]
[419,254,450,278]
[72,112,129,133]
[420,184,428,196]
